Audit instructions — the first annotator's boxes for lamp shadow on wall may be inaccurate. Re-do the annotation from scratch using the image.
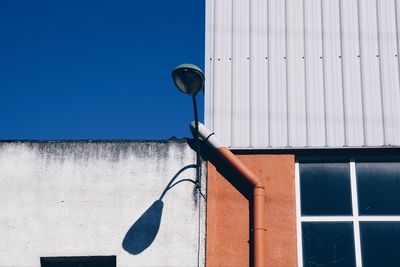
[122,164,197,255]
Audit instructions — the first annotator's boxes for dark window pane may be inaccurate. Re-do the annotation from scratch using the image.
[356,162,400,215]
[360,222,400,267]
[41,256,116,267]
[302,222,356,267]
[300,163,352,215]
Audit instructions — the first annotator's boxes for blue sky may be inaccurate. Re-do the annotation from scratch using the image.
[0,0,204,140]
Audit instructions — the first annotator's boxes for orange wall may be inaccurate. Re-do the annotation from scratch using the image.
[206,154,297,267]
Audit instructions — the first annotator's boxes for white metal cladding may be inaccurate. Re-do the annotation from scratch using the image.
[204,0,400,148]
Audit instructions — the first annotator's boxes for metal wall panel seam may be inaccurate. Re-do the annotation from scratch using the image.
[361,0,384,145]
[265,0,269,147]
[303,0,310,147]
[395,0,400,144]
[269,0,288,147]
[224,0,227,142]
[305,0,325,146]
[250,0,269,147]
[375,0,388,145]
[213,0,216,132]
[212,0,219,136]
[214,0,233,146]
[356,0,368,146]
[212,0,219,142]
[230,0,234,147]
[390,0,400,144]
[249,0,253,147]
[323,0,346,146]
[285,0,290,147]
[258,0,269,147]
[378,0,400,145]
[339,0,348,146]
[230,0,233,147]
[231,0,251,147]
[276,0,287,147]
[262,0,268,147]
[214,0,219,137]
[212,0,216,132]
[211,0,215,132]
[320,0,328,147]
[205,0,215,131]
[268,0,273,147]
[286,0,307,147]
[250,0,255,147]
[246,0,251,147]
[267,0,272,147]
[396,0,400,101]
[204,0,209,129]
[342,0,365,146]
[229,0,233,146]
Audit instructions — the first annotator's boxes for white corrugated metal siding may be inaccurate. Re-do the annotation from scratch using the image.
[204,0,400,148]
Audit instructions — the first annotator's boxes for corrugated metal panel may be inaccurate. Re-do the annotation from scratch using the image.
[378,0,400,145]
[359,0,384,146]
[250,0,269,147]
[205,0,400,148]
[212,0,232,144]
[304,0,325,147]
[232,0,251,147]
[322,0,346,146]
[341,0,364,146]
[269,0,288,147]
[287,0,307,147]
[204,0,214,134]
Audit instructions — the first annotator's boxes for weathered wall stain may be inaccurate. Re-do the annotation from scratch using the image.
[0,140,190,162]
[0,140,206,267]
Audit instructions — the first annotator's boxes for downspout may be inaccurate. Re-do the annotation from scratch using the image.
[190,122,266,267]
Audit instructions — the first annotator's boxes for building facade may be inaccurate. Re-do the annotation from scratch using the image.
[2,1,400,266]
[204,0,400,266]
[0,141,206,267]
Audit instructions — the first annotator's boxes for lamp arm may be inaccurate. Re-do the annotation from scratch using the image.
[192,93,201,186]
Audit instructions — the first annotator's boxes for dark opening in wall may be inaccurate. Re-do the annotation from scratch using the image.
[40,256,116,267]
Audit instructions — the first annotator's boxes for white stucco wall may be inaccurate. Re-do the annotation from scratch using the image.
[0,141,206,267]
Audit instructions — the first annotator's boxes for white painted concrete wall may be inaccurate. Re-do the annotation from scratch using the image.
[0,141,206,267]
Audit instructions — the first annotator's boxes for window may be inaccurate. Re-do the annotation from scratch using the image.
[40,256,116,267]
[296,161,400,267]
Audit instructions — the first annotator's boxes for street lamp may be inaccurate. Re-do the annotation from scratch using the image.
[172,64,204,95]
[171,63,205,185]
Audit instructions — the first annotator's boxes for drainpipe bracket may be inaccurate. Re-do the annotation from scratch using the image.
[251,228,267,232]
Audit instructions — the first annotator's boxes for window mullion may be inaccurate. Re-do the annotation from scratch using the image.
[350,161,363,267]
[295,163,304,267]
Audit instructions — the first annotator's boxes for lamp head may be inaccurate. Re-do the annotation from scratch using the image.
[171,64,204,95]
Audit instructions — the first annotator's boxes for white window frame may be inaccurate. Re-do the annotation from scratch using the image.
[295,161,400,267]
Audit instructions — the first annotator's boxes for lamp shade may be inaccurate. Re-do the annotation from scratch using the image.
[171,64,204,95]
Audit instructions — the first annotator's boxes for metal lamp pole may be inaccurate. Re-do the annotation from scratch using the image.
[192,93,201,185]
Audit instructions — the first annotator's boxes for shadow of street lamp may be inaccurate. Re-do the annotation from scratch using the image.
[122,65,206,261]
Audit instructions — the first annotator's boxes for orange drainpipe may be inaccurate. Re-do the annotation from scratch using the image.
[191,122,266,267]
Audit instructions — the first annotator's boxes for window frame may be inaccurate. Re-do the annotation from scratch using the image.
[295,161,400,267]
[40,256,116,267]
